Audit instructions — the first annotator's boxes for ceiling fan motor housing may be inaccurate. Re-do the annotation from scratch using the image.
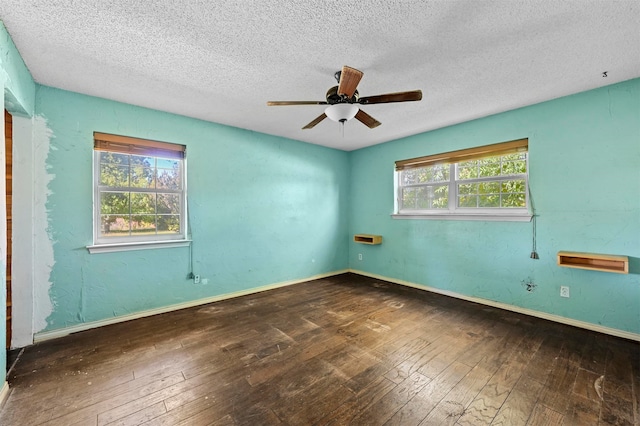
[326,86,359,104]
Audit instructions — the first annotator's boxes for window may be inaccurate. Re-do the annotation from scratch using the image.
[91,132,187,250]
[394,139,530,221]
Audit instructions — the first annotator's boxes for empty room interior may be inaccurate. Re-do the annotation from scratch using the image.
[0,1,639,425]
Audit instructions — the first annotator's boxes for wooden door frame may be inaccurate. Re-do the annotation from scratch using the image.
[5,109,12,349]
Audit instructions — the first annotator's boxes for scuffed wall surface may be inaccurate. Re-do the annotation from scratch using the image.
[35,85,349,332]
[349,78,640,334]
[31,115,55,333]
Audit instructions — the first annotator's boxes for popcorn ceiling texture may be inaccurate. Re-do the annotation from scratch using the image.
[1,0,639,150]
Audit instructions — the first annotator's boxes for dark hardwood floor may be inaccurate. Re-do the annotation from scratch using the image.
[1,273,638,425]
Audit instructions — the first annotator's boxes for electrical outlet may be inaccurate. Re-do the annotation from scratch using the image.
[560,286,570,298]
[194,274,201,284]
[358,254,363,261]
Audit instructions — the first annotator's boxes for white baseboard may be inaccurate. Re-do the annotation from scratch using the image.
[350,269,640,342]
[34,269,349,343]
[0,381,9,408]
[31,268,640,344]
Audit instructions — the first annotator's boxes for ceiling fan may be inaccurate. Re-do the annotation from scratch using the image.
[267,66,422,129]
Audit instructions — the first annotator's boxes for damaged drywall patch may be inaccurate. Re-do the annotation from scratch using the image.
[32,115,55,333]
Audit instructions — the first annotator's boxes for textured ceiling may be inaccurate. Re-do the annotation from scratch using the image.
[1,1,639,151]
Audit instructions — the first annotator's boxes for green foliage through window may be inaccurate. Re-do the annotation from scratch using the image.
[398,151,528,214]
[95,150,185,242]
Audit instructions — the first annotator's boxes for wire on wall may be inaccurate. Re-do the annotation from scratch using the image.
[528,184,539,259]
[186,195,195,279]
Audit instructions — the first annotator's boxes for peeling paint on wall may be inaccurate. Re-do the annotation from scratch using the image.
[32,115,55,333]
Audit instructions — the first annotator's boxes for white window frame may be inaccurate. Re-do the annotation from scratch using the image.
[393,139,532,222]
[87,132,190,253]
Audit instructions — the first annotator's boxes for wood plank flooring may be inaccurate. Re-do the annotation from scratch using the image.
[1,273,638,425]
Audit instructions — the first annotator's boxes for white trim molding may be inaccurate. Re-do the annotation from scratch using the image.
[87,239,191,254]
[34,269,348,343]
[391,213,532,222]
[350,269,640,342]
[0,381,9,409]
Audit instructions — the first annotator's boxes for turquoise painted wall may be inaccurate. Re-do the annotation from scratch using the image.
[0,22,35,116]
[36,85,350,331]
[0,21,36,385]
[349,78,640,334]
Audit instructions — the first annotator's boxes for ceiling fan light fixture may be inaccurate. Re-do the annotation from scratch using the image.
[325,104,359,123]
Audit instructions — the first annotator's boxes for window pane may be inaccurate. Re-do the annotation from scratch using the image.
[157,215,181,234]
[156,167,181,190]
[422,165,449,182]
[157,193,181,214]
[479,181,500,194]
[100,164,130,187]
[457,164,478,180]
[501,179,525,193]
[478,159,501,177]
[131,215,157,235]
[100,192,129,214]
[157,158,179,169]
[502,153,526,161]
[501,159,526,175]
[130,165,156,188]
[402,185,448,209]
[402,165,449,184]
[415,187,430,209]
[100,152,129,165]
[502,192,526,208]
[402,187,418,209]
[100,215,130,237]
[458,183,477,195]
[401,170,417,186]
[429,185,449,208]
[479,195,500,207]
[128,155,155,188]
[130,193,156,214]
[458,195,478,208]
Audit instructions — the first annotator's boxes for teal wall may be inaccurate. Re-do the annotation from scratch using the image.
[349,78,640,334]
[0,22,35,116]
[37,85,350,331]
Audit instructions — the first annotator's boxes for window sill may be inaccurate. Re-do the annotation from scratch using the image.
[391,213,532,222]
[87,239,191,254]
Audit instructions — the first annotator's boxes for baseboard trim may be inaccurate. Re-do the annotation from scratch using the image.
[0,381,9,409]
[349,269,640,342]
[34,269,349,343]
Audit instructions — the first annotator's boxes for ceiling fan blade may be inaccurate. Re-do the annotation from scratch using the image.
[302,113,327,129]
[355,110,381,128]
[358,90,422,105]
[267,101,327,106]
[338,66,364,98]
